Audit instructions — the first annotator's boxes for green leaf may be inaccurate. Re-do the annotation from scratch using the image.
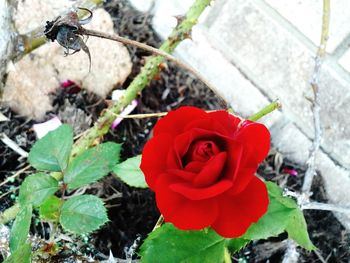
[39,195,63,221]
[28,124,73,172]
[9,205,33,252]
[139,223,226,263]
[286,208,316,250]
[113,155,148,188]
[225,238,250,254]
[242,182,314,250]
[64,142,121,190]
[3,243,31,263]
[243,195,294,240]
[18,173,59,207]
[60,195,108,234]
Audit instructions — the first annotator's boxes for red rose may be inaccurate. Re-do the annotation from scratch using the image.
[140,106,270,238]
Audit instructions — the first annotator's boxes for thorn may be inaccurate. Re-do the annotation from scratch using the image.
[158,62,168,71]
[184,32,193,41]
[174,15,185,26]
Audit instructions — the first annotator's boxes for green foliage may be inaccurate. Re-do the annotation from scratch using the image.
[39,195,63,221]
[140,182,314,263]
[139,223,226,263]
[64,142,121,190]
[225,238,250,254]
[242,182,315,250]
[9,205,33,253]
[28,125,73,172]
[286,208,315,250]
[60,195,108,234]
[113,155,148,188]
[3,243,31,263]
[18,173,59,207]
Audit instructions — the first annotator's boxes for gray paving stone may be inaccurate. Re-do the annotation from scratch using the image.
[339,48,350,72]
[263,0,350,53]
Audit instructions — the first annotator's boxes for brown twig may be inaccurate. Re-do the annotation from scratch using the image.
[80,28,224,102]
[301,0,330,194]
[283,1,330,261]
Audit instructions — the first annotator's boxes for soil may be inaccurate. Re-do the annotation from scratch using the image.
[0,0,349,262]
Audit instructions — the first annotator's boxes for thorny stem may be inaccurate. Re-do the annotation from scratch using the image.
[71,0,212,157]
[301,0,330,195]
[0,0,213,224]
[81,28,222,100]
[247,100,281,122]
[224,247,233,263]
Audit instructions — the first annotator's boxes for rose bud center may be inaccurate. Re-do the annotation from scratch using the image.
[185,140,221,163]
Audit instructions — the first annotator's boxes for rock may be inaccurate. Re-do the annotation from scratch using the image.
[2,6,132,120]
[0,0,14,89]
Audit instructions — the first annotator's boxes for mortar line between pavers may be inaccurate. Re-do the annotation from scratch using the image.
[325,56,350,86]
[332,33,350,60]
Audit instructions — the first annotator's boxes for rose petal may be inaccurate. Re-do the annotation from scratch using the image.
[167,168,197,181]
[208,111,242,137]
[186,140,221,163]
[222,140,243,181]
[173,128,229,168]
[223,139,258,195]
[184,118,229,137]
[193,152,227,187]
[140,133,173,189]
[153,106,208,136]
[156,174,218,230]
[184,161,205,173]
[170,179,232,200]
[234,121,270,164]
[230,166,257,195]
[211,176,268,238]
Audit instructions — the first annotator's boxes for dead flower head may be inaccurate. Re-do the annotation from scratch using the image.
[44,7,93,71]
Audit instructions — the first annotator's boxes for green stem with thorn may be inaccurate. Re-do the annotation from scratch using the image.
[71,0,212,157]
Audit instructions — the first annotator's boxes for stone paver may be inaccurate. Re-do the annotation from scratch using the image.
[264,0,350,53]
[339,48,350,72]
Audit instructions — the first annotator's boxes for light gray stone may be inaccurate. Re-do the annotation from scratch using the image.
[339,48,350,73]
[263,0,350,53]
[0,0,14,87]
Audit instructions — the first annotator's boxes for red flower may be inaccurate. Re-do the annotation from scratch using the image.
[140,106,270,238]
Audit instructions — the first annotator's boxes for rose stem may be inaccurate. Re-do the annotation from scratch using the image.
[71,0,212,157]
[0,0,212,224]
[224,247,233,263]
[81,28,222,100]
[247,100,281,121]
